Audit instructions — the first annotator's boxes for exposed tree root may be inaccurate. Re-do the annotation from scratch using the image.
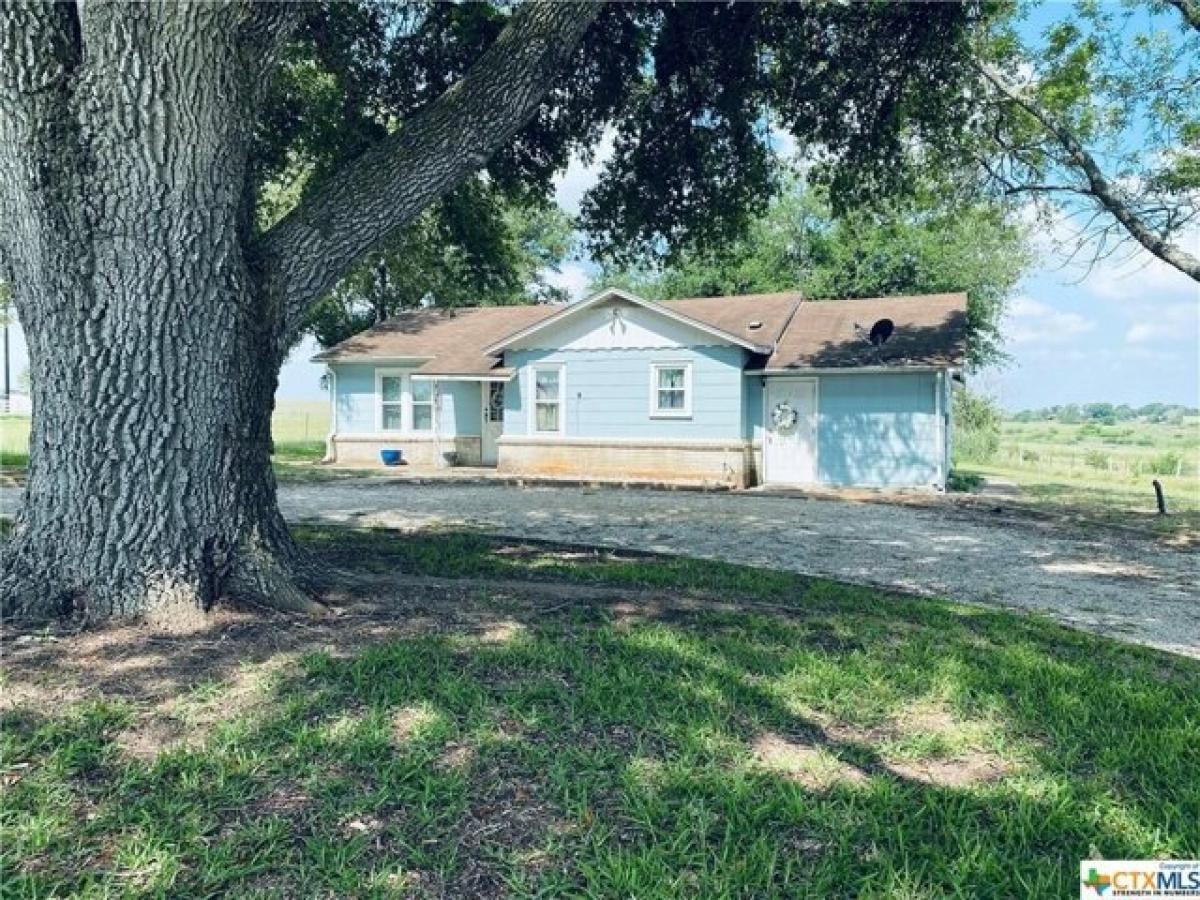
[228,546,330,617]
[1,527,329,624]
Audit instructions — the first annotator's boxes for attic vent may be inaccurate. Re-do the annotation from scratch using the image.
[747,320,763,330]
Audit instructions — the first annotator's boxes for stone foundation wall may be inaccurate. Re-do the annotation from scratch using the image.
[497,437,759,487]
[331,435,482,468]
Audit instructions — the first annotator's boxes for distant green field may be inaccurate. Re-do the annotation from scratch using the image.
[0,400,331,476]
[989,419,1199,477]
[956,418,1200,531]
[1,415,30,471]
[272,399,330,445]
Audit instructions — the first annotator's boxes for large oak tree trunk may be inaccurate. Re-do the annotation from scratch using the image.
[1,2,599,621]
[2,4,313,619]
[5,309,311,620]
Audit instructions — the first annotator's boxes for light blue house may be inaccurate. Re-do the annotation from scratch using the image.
[313,288,966,488]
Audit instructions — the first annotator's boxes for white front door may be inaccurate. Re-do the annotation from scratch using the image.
[764,378,817,484]
[481,381,505,466]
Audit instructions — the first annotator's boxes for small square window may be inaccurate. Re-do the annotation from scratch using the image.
[412,404,433,432]
[381,376,402,403]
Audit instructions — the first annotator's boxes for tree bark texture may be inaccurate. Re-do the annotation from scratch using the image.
[0,2,599,621]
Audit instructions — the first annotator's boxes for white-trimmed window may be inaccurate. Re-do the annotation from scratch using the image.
[650,362,692,417]
[378,371,405,431]
[532,365,564,434]
[411,379,434,432]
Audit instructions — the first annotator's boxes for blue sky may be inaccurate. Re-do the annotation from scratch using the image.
[4,3,1197,412]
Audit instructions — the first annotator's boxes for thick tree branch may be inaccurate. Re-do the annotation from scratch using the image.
[1001,182,1091,197]
[986,67,1200,282]
[1166,0,1200,32]
[978,62,1200,281]
[259,2,601,342]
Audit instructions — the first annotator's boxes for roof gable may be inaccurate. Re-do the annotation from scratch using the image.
[483,289,779,355]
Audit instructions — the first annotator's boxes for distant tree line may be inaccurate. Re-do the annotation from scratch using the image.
[1008,403,1199,425]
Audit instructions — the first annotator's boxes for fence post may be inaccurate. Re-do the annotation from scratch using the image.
[1152,479,1167,515]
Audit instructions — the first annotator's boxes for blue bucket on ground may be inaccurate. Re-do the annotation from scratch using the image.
[379,449,403,466]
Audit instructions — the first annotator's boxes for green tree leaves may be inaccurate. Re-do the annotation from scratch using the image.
[596,181,1031,369]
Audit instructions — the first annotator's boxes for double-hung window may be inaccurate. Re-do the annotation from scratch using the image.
[650,362,692,418]
[411,379,434,432]
[379,373,405,431]
[532,365,564,434]
[377,370,436,433]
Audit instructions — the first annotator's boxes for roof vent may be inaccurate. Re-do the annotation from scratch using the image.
[747,320,763,330]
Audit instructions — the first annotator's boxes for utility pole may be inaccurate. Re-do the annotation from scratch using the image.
[1,285,9,406]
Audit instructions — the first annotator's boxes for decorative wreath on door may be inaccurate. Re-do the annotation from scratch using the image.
[771,401,799,431]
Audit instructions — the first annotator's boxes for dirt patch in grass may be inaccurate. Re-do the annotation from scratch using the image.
[253,782,314,817]
[0,569,786,719]
[889,755,1012,788]
[752,732,869,790]
[391,705,440,744]
[753,698,1016,791]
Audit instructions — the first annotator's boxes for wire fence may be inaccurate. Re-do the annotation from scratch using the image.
[969,445,1198,479]
[272,411,329,447]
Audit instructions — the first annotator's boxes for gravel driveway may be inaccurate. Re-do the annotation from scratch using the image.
[274,480,1200,658]
[2,480,1195,656]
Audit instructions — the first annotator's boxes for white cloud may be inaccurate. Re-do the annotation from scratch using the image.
[1004,295,1096,345]
[1080,244,1200,306]
[552,128,615,216]
[1017,198,1199,304]
[1119,345,1181,363]
[1124,302,1199,345]
[542,262,592,301]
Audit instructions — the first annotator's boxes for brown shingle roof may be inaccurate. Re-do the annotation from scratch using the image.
[766,293,967,370]
[662,291,801,346]
[312,305,558,375]
[311,291,966,375]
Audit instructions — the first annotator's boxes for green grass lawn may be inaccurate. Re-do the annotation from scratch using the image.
[955,418,1200,540]
[0,414,30,473]
[3,526,1197,897]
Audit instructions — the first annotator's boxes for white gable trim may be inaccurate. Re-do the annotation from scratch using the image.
[482,288,771,355]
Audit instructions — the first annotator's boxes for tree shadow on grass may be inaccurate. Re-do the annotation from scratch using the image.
[3,549,1198,897]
